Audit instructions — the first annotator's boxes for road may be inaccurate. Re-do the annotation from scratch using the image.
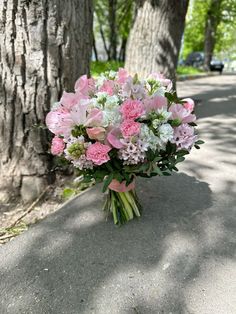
[0,75,236,314]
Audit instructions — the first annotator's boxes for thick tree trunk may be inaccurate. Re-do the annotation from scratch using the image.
[204,0,222,70]
[125,0,189,86]
[0,0,93,203]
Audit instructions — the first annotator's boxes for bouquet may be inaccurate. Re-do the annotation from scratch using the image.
[46,69,203,225]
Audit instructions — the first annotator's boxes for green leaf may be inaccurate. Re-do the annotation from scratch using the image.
[176,156,185,163]
[62,188,76,199]
[194,145,200,149]
[102,173,114,193]
[195,140,204,145]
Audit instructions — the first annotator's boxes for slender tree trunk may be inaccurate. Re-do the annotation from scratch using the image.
[0,0,93,203]
[125,0,189,87]
[93,31,99,62]
[204,0,222,70]
[108,0,117,61]
[119,38,127,62]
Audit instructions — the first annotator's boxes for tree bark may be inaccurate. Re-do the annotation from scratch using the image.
[125,0,189,87]
[0,0,93,203]
[108,0,117,60]
[204,0,222,70]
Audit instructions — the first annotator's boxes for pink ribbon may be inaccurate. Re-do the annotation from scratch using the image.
[108,179,135,192]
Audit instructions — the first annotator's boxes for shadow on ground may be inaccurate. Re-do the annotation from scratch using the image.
[1,171,234,313]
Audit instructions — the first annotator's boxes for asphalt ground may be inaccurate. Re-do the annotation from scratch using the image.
[0,74,236,314]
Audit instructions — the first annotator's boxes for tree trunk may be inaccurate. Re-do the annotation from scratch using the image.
[108,0,117,60]
[0,0,93,203]
[125,0,189,87]
[204,0,222,70]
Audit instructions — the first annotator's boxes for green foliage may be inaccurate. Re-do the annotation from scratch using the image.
[177,66,204,75]
[91,61,124,77]
[94,0,134,61]
[182,0,236,58]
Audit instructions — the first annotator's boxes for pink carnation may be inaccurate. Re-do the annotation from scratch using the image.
[99,80,114,96]
[117,68,129,84]
[182,98,195,112]
[120,120,141,138]
[169,103,196,124]
[120,99,145,120]
[74,75,95,96]
[51,137,65,155]
[86,142,111,165]
[172,124,197,151]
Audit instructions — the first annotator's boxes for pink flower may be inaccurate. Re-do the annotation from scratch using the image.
[51,137,65,155]
[144,95,167,112]
[99,80,114,96]
[107,128,124,149]
[74,75,95,96]
[182,98,195,112]
[117,68,129,84]
[172,124,197,151]
[108,179,135,192]
[120,99,145,120]
[60,91,86,111]
[120,120,141,138]
[70,100,88,125]
[169,103,196,124]
[86,142,111,165]
[86,127,106,141]
[149,73,172,90]
[46,110,74,137]
[85,108,103,127]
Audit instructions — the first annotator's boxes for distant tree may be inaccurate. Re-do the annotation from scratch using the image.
[94,0,134,61]
[125,0,189,86]
[204,0,223,70]
[183,0,236,65]
[0,0,93,203]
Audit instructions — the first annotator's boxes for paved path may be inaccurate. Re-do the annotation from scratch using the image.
[1,75,236,314]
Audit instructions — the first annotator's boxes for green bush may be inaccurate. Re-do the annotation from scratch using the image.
[90,61,124,77]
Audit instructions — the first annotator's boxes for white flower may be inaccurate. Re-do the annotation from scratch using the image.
[157,123,174,148]
[104,95,119,110]
[140,124,159,151]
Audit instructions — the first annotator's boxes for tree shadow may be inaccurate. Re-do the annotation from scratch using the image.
[1,171,234,313]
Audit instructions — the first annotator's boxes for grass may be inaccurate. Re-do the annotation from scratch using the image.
[90,61,124,77]
[90,61,205,77]
[176,66,204,75]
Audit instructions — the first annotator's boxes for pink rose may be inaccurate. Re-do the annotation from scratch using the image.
[51,136,65,155]
[182,98,195,112]
[85,108,103,127]
[86,142,111,165]
[169,103,196,124]
[99,80,114,96]
[120,99,145,120]
[86,127,106,141]
[144,95,167,113]
[74,75,95,96]
[120,120,141,138]
[107,128,124,149]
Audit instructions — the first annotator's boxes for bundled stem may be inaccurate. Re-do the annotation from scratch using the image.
[103,189,142,225]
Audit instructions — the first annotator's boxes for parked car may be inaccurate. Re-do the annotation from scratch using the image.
[210,58,224,73]
[185,52,224,73]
